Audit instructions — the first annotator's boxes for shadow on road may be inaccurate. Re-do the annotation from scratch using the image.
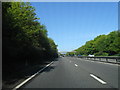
[2,58,59,89]
[40,58,59,73]
[43,66,56,72]
[54,58,59,61]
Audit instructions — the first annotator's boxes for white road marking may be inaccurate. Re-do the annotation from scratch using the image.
[96,62,118,66]
[90,74,107,84]
[75,64,78,67]
[77,58,118,66]
[89,60,119,66]
[46,63,51,67]
[70,61,71,63]
[13,61,54,90]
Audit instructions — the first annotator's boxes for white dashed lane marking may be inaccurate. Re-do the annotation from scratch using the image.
[75,64,78,67]
[90,74,107,85]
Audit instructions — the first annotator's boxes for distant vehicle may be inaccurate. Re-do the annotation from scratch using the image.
[78,55,82,56]
[59,56,62,58]
[88,54,94,57]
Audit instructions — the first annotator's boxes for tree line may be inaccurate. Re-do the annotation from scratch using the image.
[2,2,58,75]
[66,30,120,56]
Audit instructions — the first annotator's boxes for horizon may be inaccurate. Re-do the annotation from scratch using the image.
[31,2,118,52]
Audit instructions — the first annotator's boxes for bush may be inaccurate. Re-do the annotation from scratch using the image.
[94,52,109,56]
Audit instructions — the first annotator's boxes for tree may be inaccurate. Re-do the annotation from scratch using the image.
[2,2,58,70]
[75,30,120,56]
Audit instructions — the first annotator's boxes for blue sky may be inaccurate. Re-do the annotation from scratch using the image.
[30,2,118,52]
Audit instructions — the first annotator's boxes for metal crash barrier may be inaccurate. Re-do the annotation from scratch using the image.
[77,56,120,64]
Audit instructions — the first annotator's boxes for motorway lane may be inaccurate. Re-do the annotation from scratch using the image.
[66,57,118,88]
[21,57,118,88]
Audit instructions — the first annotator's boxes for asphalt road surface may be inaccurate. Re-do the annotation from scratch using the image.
[21,57,119,89]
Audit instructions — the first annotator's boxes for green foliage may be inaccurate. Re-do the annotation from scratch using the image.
[74,30,120,56]
[3,2,58,66]
[94,52,109,56]
[66,52,75,56]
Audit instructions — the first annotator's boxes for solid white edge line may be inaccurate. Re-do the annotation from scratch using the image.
[78,58,118,66]
[75,64,78,66]
[12,61,54,90]
[90,74,107,84]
